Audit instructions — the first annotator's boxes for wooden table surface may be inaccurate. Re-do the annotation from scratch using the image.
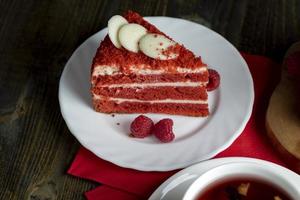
[0,0,299,199]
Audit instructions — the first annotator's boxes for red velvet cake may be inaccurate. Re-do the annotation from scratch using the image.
[91,11,210,116]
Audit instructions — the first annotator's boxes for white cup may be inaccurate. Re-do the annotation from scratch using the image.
[183,162,300,200]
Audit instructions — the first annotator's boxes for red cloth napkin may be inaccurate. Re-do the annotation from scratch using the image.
[68,53,285,200]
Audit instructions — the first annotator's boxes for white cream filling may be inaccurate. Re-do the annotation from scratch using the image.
[93,94,207,104]
[92,65,207,76]
[100,81,207,88]
[93,65,120,76]
[131,68,164,75]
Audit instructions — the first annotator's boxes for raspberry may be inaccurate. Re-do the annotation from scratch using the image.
[130,115,154,138]
[152,119,175,143]
[207,69,220,91]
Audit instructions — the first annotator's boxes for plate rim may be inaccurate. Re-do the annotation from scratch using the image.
[59,16,254,171]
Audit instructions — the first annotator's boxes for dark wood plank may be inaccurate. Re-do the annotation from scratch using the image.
[0,0,299,199]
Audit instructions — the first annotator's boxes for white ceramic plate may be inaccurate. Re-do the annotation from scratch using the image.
[149,157,300,200]
[59,17,254,171]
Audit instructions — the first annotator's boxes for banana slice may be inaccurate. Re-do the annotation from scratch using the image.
[139,33,178,60]
[108,15,128,48]
[118,23,147,53]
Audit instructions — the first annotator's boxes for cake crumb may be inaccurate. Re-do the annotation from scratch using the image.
[116,123,120,125]
[111,114,115,117]
[237,183,250,196]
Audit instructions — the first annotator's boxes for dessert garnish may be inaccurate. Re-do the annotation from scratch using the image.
[107,15,128,48]
[152,118,175,143]
[107,14,178,59]
[118,23,147,53]
[207,68,220,91]
[130,115,154,138]
[139,33,178,60]
[129,115,175,143]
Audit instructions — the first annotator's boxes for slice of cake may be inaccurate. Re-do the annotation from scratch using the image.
[91,11,210,116]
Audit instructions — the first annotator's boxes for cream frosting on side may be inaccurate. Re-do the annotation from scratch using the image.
[99,81,207,88]
[93,94,207,104]
[92,65,207,76]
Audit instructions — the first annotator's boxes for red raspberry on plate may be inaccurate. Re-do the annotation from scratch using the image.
[207,68,220,91]
[152,118,175,143]
[130,115,154,138]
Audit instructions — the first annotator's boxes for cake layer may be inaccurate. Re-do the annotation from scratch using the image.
[93,99,209,116]
[92,72,209,85]
[92,86,207,100]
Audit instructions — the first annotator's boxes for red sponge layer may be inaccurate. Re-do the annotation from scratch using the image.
[92,72,208,86]
[92,86,207,101]
[93,99,209,117]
